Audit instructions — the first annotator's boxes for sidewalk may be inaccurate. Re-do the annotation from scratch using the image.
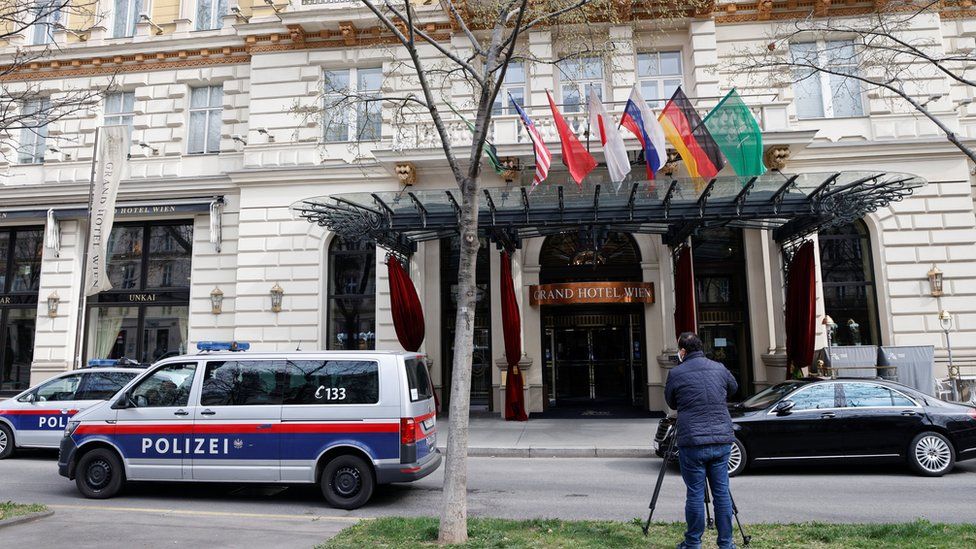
[438,414,661,458]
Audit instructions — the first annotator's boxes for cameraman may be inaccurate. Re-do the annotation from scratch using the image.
[664,332,739,549]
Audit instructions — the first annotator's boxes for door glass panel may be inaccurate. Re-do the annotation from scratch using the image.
[0,232,9,292]
[141,306,188,363]
[130,363,197,407]
[282,360,379,405]
[1,308,36,392]
[107,226,144,290]
[36,374,83,402]
[77,372,139,400]
[788,384,836,411]
[11,229,43,292]
[202,360,281,406]
[86,306,139,362]
[147,225,193,289]
[842,382,913,408]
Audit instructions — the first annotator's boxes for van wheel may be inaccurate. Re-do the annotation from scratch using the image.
[321,454,374,510]
[76,448,124,499]
[0,424,13,459]
[908,432,955,477]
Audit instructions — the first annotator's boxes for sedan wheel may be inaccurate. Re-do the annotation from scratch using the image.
[909,432,955,477]
[728,439,747,477]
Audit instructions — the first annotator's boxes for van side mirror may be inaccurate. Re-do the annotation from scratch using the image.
[774,400,795,415]
[112,391,134,410]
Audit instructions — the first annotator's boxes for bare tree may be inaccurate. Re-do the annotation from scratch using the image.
[301,0,706,542]
[736,0,976,163]
[1,1,106,162]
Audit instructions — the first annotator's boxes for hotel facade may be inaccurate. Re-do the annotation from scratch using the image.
[3,1,976,414]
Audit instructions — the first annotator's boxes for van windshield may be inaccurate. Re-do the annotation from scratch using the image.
[404,357,433,402]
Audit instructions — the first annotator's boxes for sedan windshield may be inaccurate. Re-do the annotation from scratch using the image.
[740,381,807,410]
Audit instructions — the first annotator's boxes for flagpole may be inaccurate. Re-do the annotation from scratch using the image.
[72,126,99,370]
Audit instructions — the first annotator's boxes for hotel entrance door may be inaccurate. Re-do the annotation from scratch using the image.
[543,311,644,406]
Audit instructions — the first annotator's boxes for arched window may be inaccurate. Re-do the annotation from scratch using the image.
[818,220,880,346]
[327,236,375,350]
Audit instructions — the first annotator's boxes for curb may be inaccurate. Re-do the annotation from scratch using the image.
[438,447,653,458]
[0,510,54,530]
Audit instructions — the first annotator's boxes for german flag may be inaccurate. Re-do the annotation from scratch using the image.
[658,88,726,179]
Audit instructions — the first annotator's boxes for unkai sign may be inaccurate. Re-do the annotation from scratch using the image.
[529,282,655,306]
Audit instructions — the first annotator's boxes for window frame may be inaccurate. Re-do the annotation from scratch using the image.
[322,67,383,143]
[104,91,136,136]
[30,2,60,46]
[18,98,51,164]
[326,236,376,350]
[790,39,865,120]
[492,61,527,117]
[0,227,42,395]
[557,56,605,114]
[817,220,881,346]
[195,0,226,31]
[636,51,684,109]
[187,85,223,154]
[113,0,143,38]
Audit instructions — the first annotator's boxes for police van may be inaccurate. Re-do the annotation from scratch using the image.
[0,363,143,459]
[58,342,441,510]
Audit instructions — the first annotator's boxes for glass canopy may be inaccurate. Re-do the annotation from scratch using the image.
[292,172,925,256]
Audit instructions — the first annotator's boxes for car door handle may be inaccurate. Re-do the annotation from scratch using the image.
[200,409,216,416]
[820,412,836,419]
[174,409,189,416]
[901,410,917,416]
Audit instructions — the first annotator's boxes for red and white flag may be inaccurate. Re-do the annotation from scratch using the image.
[510,93,551,186]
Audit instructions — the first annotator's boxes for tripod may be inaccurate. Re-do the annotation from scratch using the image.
[641,434,752,546]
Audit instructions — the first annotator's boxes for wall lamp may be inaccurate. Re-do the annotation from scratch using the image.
[47,291,60,318]
[270,283,284,313]
[927,264,944,297]
[210,286,224,315]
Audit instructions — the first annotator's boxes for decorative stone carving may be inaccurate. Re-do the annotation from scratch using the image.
[757,0,773,20]
[339,22,357,46]
[763,145,791,171]
[660,151,681,176]
[500,156,520,183]
[395,162,417,185]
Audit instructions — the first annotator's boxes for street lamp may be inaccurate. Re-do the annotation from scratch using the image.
[928,265,944,297]
[270,283,284,313]
[939,310,959,401]
[47,291,60,318]
[210,286,224,315]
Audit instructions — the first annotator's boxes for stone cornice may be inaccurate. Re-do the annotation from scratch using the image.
[0,176,235,207]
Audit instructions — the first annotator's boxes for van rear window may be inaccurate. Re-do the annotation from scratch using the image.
[404,358,433,402]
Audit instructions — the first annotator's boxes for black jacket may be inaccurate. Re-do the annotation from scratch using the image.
[664,351,738,447]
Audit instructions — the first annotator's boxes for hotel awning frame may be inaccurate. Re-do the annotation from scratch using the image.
[293,172,924,256]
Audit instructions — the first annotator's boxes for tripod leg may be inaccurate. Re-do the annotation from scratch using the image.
[728,489,751,546]
[643,434,676,536]
[704,478,714,529]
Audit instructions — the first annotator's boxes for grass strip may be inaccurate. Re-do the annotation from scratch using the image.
[0,501,48,522]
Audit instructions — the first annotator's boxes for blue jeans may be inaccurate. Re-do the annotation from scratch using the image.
[677,443,735,549]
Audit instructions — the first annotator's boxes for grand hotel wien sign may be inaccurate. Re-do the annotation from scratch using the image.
[529,282,655,306]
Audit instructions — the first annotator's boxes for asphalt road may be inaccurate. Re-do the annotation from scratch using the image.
[2,450,975,547]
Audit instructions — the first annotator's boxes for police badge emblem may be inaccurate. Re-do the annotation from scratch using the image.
[233,438,244,449]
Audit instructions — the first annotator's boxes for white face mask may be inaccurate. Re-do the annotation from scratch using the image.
[678,349,686,362]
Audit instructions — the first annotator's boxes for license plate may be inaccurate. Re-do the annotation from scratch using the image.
[426,433,436,446]
[422,418,435,430]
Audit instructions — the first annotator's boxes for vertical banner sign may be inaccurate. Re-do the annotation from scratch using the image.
[84,126,127,296]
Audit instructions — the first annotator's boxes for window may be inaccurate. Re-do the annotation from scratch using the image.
[282,360,379,405]
[404,357,432,402]
[196,0,227,31]
[130,363,197,408]
[105,91,136,136]
[323,67,383,142]
[787,383,838,411]
[30,2,60,45]
[85,222,192,365]
[0,228,42,394]
[202,361,281,406]
[492,62,526,116]
[558,57,603,113]
[818,220,879,345]
[790,40,863,119]
[76,371,139,400]
[18,99,50,164]
[34,374,82,402]
[113,0,143,38]
[327,236,375,350]
[841,382,916,408]
[741,381,805,410]
[637,51,682,108]
[188,85,222,154]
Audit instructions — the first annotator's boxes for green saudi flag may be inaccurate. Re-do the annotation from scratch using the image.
[702,89,766,177]
[445,101,504,175]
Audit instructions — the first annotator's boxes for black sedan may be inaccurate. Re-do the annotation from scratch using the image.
[654,378,976,477]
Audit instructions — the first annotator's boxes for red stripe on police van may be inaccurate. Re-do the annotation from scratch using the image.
[75,422,399,436]
[0,409,78,415]
[276,423,399,434]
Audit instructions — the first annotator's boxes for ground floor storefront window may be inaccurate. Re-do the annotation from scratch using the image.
[327,236,376,350]
[818,220,880,345]
[0,227,42,393]
[85,221,191,365]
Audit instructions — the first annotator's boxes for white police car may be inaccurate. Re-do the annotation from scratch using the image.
[59,342,441,510]
[0,362,142,459]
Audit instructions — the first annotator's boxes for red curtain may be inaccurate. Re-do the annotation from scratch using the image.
[500,251,528,421]
[673,246,698,337]
[785,241,817,377]
[388,257,439,410]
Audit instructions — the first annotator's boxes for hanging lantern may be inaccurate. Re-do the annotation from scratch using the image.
[270,283,284,313]
[47,291,60,318]
[210,287,224,315]
[927,265,944,297]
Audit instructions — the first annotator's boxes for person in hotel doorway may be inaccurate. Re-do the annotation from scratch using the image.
[665,332,739,549]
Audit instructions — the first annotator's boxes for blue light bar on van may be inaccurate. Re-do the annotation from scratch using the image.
[87,359,118,367]
[196,341,250,352]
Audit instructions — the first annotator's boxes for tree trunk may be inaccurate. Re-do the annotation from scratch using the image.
[438,175,480,544]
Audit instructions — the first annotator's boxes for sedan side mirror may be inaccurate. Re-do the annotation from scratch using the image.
[22,392,36,404]
[774,400,796,415]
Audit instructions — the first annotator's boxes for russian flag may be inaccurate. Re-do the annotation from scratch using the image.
[620,85,668,180]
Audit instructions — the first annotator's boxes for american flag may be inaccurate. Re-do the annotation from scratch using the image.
[510,93,551,186]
